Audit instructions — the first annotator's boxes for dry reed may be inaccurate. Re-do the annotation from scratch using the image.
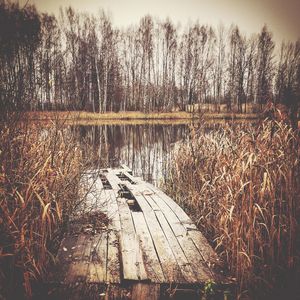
[165,121,300,299]
[0,122,84,299]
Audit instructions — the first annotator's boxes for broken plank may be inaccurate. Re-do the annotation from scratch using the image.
[133,182,161,211]
[122,171,141,184]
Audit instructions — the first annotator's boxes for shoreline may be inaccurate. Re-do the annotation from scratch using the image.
[25,111,260,123]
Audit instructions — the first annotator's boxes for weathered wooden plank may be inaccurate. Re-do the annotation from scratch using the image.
[105,171,122,192]
[82,235,93,261]
[145,182,197,229]
[105,170,148,281]
[106,189,121,232]
[150,193,214,282]
[150,193,213,282]
[79,172,107,215]
[106,172,147,280]
[107,174,179,282]
[131,212,165,283]
[145,183,221,273]
[87,233,108,283]
[132,183,161,211]
[126,183,184,283]
[107,230,121,283]
[120,164,133,175]
[154,210,198,283]
[186,230,221,274]
[65,234,91,284]
[105,182,122,284]
[131,283,160,300]
[117,197,147,281]
[122,171,140,184]
[86,176,106,212]
[128,182,199,283]
[104,284,131,300]
[56,168,227,289]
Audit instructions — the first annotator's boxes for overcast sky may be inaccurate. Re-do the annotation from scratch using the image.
[19,0,300,43]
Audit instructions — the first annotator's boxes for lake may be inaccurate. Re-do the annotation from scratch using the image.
[72,123,190,186]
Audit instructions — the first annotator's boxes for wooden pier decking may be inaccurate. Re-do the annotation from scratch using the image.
[54,166,230,299]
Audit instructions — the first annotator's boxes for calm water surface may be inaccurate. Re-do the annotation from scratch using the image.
[73,124,190,185]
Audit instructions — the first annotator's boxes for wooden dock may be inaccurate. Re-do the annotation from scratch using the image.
[53,166,230,299]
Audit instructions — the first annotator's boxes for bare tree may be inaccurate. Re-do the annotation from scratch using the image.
[276,40,300,128]
[1,3,299,116]
[256,25,275,108]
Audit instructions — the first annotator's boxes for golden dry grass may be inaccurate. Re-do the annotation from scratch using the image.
[0,122,84,298]
[165,121,300,299]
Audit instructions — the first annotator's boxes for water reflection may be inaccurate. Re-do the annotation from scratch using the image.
[72,124,189,185]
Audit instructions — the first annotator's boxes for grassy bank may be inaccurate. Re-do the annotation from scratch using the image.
[164,121,300,299]
[0,122,86,299]
[25,110,259,123]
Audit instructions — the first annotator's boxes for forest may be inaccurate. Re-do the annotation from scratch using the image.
[0,1,299,117]
[1,1,300,299]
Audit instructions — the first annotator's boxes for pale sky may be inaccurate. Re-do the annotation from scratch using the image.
[19,0,300,44]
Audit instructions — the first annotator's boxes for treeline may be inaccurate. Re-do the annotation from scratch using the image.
[0,1,299,114]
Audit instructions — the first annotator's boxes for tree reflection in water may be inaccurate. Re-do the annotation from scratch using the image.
[72,124,188,185]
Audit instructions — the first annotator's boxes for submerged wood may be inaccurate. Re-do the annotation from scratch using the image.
[55,166,231,299]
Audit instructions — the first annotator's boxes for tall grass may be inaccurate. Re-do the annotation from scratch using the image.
[165,121,300,299]
[0,122,84,299]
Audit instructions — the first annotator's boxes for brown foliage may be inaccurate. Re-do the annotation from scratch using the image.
[165,121,300,298]
[0,123,83,298]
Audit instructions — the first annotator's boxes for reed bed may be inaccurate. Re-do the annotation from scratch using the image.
[165,121,300,299]
[0,122,85,299]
